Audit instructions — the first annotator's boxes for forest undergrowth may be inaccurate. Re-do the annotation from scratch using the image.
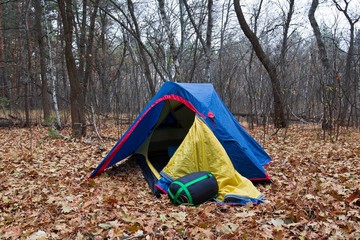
[0,123,359,239]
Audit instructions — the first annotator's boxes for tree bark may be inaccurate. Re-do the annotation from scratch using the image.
[247,0,263,126]
[178,0,185,79]
[278,0,294,121]
[58,0,87,137]
[0,3,7,100]
[279,0,294,78]
[43,0,61,128]
[157,0,180,81]
[77,0,88,84]
[82,0,99,92]
[332,0,360,126]
[24,0,32,127]
[308,0,334,130]
[127,0,155,95]
[218,0,231,99]
[205,0,213,82]
[34,0,51,122]
[182,0,212,82]
[100,1,167,88]
[233,0,287,128]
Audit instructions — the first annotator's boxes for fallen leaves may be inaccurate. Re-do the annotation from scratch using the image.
[0,124,359,239]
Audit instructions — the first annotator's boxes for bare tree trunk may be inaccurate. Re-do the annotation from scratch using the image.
[233,0,287,128]
[279,0,294,121]
[24,0,32,127]
[82,0,99,93]
[34,0,51,122]
[127,0,155,95]
[218,0,231,99]
[43,0,61,128]
[100,1,167,90]
[332,0,360,126]
[308,0,334,131]
[0,3,7,100]
[178,0,185,80]
[279,0,294,68]
[77,0,88,84]
[279,0,294,86]
[189,36,199,83]
[96,10,112,113]
[58,0,87,137]
[182,0,213,82]
[205,0,213,82]
[247,0,263,126]
[157,0,180,81]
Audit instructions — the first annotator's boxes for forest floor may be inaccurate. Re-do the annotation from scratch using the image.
[0,123,359,239]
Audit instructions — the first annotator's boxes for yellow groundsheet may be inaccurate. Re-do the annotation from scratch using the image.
[162,116,262,201]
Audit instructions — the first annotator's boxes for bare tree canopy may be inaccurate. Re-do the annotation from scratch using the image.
[233,0,287,128]
[0,0,359,135]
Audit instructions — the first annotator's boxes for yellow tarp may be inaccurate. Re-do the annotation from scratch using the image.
[161,116,262,202]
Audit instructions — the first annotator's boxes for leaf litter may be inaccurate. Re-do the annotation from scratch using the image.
[0,124,359,239]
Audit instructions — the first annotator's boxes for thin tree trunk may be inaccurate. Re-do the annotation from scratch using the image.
[279,0,294,67]
[189,37,199,83]
[82,0,99,92]
[308,0,334,130]
[332,0,360,126]
[279,0,294,83]
[157,0,180,81]
[218,0,231,100]
[248,0,263,126]
[24,0,32,127]
[182,0,212,82]
[182,0,207,50]
[43,0,61,128]
[205,0,213,82]
[0,3,7,100]
[127,0,155,95]
[233,0,287,128]
[178,0,185,81]
[58,0,87,137]
[279,0,294,121]
[34,0,51,122]
[100,1,167,87]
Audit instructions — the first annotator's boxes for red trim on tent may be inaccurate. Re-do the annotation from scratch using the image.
[93,94,204,177]
[247,159,272,181]
[263,158,273,167]
[155,184,168,194]
[162,94,206,118]
[248,172,271,181]
[207,111,215,118]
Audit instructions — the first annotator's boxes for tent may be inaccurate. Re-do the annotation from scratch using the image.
[90,82,271,204]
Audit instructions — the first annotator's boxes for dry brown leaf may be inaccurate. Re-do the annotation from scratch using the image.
[0,125,359,239]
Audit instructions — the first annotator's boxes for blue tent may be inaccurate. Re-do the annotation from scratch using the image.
[90,82,271,187]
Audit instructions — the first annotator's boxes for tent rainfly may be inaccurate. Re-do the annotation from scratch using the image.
[90,82,271,204]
